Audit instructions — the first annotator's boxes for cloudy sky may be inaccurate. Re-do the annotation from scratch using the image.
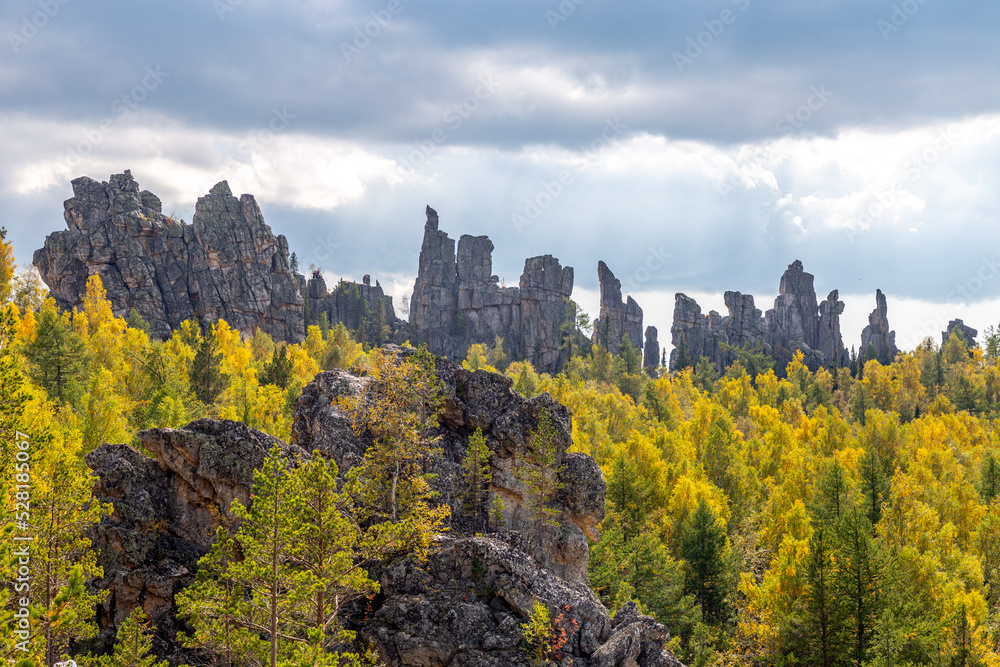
[3,0,1000,352]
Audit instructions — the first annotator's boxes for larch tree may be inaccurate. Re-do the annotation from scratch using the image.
[339,347,449,561]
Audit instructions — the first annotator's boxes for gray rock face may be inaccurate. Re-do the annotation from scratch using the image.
[670,291,766,371]
[860,289,899,364]
[670,261,847,373]
[643,326,660,375]
[408,207,574,372]
[943,319,978,346]
[306,272,406,337]
[34,171,304,342]
[87,348,682,666]
[594,261,644,356]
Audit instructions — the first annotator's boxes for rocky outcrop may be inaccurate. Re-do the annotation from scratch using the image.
[594,261,643,356]
[943,319,978,346]
[293,345,601,584]
[34,171,305,342]
[670,291,766,371]
[86,419,304,663]
[88,347,682,666]
[644,326,660,375]
[860,289,898,364]
[408,207,574,373]
[670,261,847,373]
[306,272,406,339]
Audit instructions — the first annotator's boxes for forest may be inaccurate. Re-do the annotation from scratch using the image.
[2,229,1000,667]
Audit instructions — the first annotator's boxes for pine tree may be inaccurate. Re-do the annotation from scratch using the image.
[679,499,728,623]
[189,335,228,404]
[980,453,1000,505]
[289,252,299,275]
[260,345,293,389]
[29,442,110,665]
[226,446,301,667]
[176,527,256,667]
[23,305,86,403]
[619,335,641,375]
[179,447,379,667]
[99,607,168,667]
[462,428,492,533]
[288,452,377,663]
[802,526,840,667]
[518,410,565,554]
[675,332,691,371]
[833,509,890,666]
[860,446,888,527]
[813,459,851,525]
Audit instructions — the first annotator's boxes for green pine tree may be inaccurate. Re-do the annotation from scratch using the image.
[462,428,493,533]
[980,453,1000,505]
[288,452,377,665]
[518,410,565,554]
[679,499,728,623]
[802,526,841,667]
[619,335,641,375]
[99,607,168,667]
[833,509,890,666]
[189,335,228,404]
[23,305,86,403]
[260,345,293,389]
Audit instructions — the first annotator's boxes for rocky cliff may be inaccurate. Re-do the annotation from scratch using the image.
[593,261,644,357]
[942,318,978,347]
[860,289,899,364]
[408,207,575,373]
[643,326,660,375]
[34,171,305,342]
[306,272,407,340]
[670,260,848,373]
[87,347,682,667]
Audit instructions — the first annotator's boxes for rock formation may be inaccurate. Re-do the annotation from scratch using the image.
[34,171,305,342]
[644,326,660,374]
[408,207,575,373]
[860,289,899,364]
[86,419,300,664]
[87,347,683,666]
[593,261,644,356]
[670,260,848,373]
[306,271,406,339]
[942,319,978,346]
